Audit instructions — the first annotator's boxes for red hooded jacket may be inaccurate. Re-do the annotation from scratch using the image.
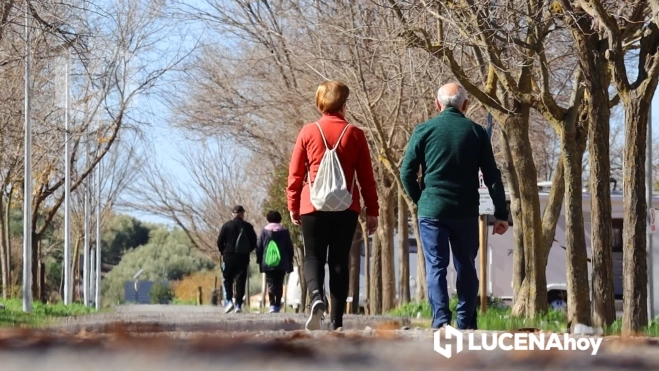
[287,113,379,217]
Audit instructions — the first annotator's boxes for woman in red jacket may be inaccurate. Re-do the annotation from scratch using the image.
[287,80,379,331]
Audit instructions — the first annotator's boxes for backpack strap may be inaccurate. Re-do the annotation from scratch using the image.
[314,122,351,151]
[313,122,330,150]
[335,124,352,150]
[307,122,354,188]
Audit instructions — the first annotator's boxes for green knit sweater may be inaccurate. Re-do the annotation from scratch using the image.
[400,107,508,221]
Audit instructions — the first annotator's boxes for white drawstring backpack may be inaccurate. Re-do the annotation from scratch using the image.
[308,122,355,211]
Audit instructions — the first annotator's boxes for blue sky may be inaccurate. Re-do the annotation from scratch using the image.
[118,1,211,226]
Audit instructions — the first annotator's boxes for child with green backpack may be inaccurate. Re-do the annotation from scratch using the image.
[256,210,295,313]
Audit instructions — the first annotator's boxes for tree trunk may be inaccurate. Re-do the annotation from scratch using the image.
[380,184,396,312]
[72,235,81,302]
[39,239,47,302]
[5,188,13,297]
[0,195,7,299]
[369,230,382,314]
[622,97,650,334]
[504,117,547,316]
[540,159,566,270]
[562,114,591,327]
[511,151,566,316]
[587,66,616,329]
[31,232,39,301]
[361,215,370,315]
[348,228,361,314]
[500,129,525,300]
[569,21,616,327]
[398,186,410,305]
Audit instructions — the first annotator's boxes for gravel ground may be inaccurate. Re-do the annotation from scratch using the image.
[1,305,659,370]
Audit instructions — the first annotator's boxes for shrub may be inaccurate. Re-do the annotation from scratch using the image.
[150,282,174,304]
[101,227,215,304]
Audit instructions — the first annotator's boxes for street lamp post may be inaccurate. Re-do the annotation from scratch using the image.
[63,49,72,305]
[83,149,90,307]
[95,155,102,310]
[22,0,33,313]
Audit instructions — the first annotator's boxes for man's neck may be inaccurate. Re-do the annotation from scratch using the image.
[440,107,464,117]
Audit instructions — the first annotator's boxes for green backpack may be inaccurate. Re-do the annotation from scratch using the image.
[265,239,282,267]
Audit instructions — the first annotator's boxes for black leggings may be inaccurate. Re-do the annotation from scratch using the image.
[301,210,359,327]
[266,271,286,307]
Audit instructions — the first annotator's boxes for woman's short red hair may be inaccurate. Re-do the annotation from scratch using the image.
[315,80,350,114]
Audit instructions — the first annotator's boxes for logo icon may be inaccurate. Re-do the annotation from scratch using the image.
[433,325,463,358]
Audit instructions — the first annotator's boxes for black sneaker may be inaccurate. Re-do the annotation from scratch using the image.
[305,298,326,331]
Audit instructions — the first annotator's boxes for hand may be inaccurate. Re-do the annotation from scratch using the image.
[367,215,378,235]
[493,220,509,235]
[290,211,301,226]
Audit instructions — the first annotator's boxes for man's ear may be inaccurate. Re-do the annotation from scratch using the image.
[435,99,442,112]
[461,99,469,112]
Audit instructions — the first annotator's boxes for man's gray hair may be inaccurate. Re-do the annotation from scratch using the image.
[437,84,468,109]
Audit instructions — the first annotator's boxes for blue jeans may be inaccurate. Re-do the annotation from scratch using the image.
[419,217,479,329]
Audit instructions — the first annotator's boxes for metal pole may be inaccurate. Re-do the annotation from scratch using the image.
[22,0,33,313]
[63,50,71,305]
[83,136,90,307]
[95,156,102,310]
[647,103,655,321]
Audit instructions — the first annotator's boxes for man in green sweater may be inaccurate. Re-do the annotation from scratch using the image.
[400,83,509,330]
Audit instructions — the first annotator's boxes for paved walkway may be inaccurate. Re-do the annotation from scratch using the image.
[1,305,658,370]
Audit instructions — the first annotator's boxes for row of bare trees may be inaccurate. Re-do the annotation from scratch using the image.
[390,0,659,334]
[119,0,659,335]
[0,0,185,301]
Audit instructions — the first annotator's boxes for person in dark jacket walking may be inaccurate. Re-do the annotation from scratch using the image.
[256,210,295,313]
[400,83,509,330]
[217,205,257,314]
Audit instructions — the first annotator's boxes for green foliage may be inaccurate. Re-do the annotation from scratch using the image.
[172,297,196,305]
[0,299,97,327]
[389,296,567,332]
[390,295,507,318]
[45,261,62,290]
[605,318,659,336]
[101,227,215,304]
[0,213,154,298]
[102,214,153,265]
[150,282,175,304]
[390,297,659,336]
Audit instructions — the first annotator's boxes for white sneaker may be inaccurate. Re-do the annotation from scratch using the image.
[305,299,326,331]
[235,304,243,313]
[224,301,234,314]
